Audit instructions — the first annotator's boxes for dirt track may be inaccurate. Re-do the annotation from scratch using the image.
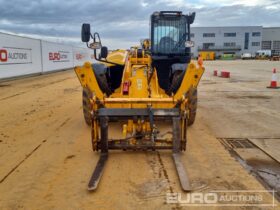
[0,61,279,209]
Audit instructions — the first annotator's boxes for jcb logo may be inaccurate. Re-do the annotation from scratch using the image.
[0,49,8,62]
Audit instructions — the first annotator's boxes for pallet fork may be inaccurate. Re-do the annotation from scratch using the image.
[87,108,191,192]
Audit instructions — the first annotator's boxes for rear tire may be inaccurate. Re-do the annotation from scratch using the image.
[167,71,184,95]
[91,63,112,96]
[187,89,197,126]
[82,88,92,126]
[95,74,112,96]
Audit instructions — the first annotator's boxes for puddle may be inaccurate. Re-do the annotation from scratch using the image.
[246,158,280,193]
[131,179,168,200]
[218,138,280,200]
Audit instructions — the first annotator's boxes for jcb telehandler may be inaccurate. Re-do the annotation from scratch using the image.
[75,11,204,191]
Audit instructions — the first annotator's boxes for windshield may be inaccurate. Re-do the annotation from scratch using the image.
[152,18,187,55]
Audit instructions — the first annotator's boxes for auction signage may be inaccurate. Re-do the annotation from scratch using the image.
[0,47,32,65]
[49,51,70,62]
[75,52,87,60]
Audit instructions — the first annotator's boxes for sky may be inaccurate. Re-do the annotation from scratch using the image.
[0,0,279,49]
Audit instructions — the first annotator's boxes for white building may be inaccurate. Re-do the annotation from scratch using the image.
[191,26,265,58]
[262,27,280,50]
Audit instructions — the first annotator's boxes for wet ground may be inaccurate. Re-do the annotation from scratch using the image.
[219,137,280,199]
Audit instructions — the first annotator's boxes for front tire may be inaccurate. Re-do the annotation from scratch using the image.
[187,89,197,126]
[167,71,184,95]
[82,88,92,126]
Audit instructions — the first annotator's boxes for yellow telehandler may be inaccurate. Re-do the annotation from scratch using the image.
[75,11,204,191]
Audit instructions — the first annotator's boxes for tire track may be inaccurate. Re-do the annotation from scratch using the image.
[0,91,26,101]
[0,77,74,101]
[146,151,181,209]
[156,152,182,210]
[0,139,47,184]
[55,118,71,131]
[156,152,174,193]
[0,117,72,184]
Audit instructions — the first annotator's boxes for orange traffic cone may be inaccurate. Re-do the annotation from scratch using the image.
[198,55,203,67]
[267,68,280,89]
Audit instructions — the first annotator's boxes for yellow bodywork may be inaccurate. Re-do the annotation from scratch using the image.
[75,48,204,149]
[75,49,204,109]
[103,49,128,65]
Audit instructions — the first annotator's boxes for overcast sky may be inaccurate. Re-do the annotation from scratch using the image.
[0,0,279,49]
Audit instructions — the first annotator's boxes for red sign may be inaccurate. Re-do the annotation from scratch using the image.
[49,51,69,62]
[0,47,31,64]
[0,49,8,62]
[49,52,61,61]
[76,53,82,60]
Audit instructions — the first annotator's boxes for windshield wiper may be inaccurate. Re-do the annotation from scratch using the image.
[172,33,187,52]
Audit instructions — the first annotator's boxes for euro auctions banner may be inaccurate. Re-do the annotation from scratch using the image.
[41,41,73,72]
[0,32,95,79]
[49,51,70,62]
[0,47,32,64]
[0,33,42,78]
[73,48,92,66]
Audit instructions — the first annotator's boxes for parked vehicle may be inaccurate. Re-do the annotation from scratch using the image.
[241,53,253,60]
[271,50,280,61]
[199,51,215,60]
[256,50,271,60]
[221,53,235,60]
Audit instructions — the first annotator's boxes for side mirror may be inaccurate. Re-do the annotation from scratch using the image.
[188,12,196,24]
[100,46,108,58]
[81,23,91,42]
[185,40,195,48]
